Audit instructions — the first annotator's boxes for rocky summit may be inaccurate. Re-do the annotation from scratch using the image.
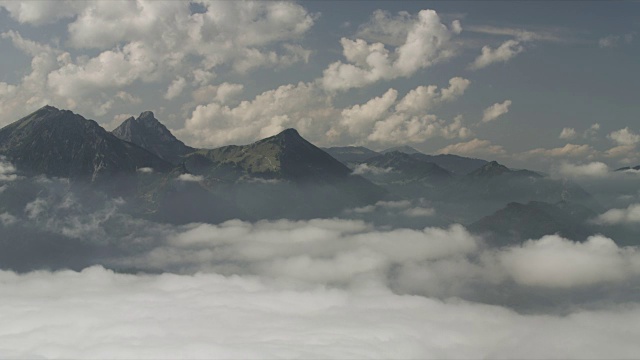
[112,111,194,164]
[0,106,171,182]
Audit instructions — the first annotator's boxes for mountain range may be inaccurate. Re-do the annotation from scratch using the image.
[0,105,607,239]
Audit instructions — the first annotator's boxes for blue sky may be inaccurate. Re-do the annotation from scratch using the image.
[0,0,638,171]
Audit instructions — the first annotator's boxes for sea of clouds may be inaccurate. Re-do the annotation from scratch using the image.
[1,159,640,358]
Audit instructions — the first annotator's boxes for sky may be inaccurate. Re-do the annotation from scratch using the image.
[0,1,639,170]
[0,1,640,170]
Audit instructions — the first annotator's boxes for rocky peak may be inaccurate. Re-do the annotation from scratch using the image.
[111,111,194,164]
[469,160,511,177]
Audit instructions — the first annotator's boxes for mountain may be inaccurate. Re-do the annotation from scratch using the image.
[322,146,380,164]
[0,106,171,182]
[380,145,422,155]
[468,201,598,245]
[410,153,488,175]
[181,129,386,219]
[466,161,542,179]
[184,128,365,182]
[616,165,640,172]
[362,151,452,182]
[112,111,194,164]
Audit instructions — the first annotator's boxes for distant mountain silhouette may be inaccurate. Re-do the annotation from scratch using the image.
[322,146,380,163]
[469,201,598,245]
[380,145,422,155]
[410,153,488,175]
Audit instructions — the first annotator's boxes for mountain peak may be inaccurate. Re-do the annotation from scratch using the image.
[0,107,170,181]
[137,111,156,122]
[468,160,511,177]
[112,111,193,164]
[381,145,422,155]
[274,128,301,140]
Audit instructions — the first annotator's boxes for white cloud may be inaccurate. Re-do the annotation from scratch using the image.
[595,204,640,225]
[525,143,595,158]
[351,164,392,176]
[137,167,154,174]
[0,157,18,181]
[321,10,459,92]
[481,100,511,123]
[0,0,84,25]
[0,1,316,123]
[164,76,187,100]
[395,77,470,115]
[497,235,640,288]
[608,127,640,146]
[2,265,640,359]
[437,138,505,157]
[559,127,576,139]
[182,80,471,148]
[177,174,204,183]
[556,162,610,178]
[469,40,524,70]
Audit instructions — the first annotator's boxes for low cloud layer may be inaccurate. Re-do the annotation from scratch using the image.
[2,265,640,359]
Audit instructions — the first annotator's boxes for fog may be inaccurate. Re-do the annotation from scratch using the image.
[2,162,640,358]
[2,266,640,359]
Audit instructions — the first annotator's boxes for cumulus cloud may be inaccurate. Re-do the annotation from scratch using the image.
[321,10,459,92]
[0,1,316,123]
[559,127,576,139]
[497,235,640,288]
[469,40,524,70]
[608,127,640,146]
[595,204,640,225]
[181,80,471,148]
[481,100,511,123]
[437,138,505,157]
[164,76,187,100]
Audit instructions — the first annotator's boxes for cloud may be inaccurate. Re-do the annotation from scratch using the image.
[182,80,471,148]
[555,162,610,179]
[3,266,640,359]
[608,127,640,146]
[351,164,392,175]
[191,82,245,106]
[402,207,436,217]
[0,1,316,123]
[437,138,505,157]
[0,157,18,181]
[0,0,84,25]
[481,100,511,123]
[559,127,576,140]
[321,10,459,92]
[525,143,595,158]
[177,174,204,183]
[465,25,567,43]
[497,235,640,288]
[469,40,524,70]
[395,77,470,115]
[164,76,187,100]
[595,204,640,225]
[599,33,635,48]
